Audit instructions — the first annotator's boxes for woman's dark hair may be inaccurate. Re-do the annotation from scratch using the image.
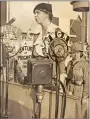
[49,13,53,21]
[43,10,53,21]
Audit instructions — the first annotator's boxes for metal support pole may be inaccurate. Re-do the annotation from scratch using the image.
[5,58,9,118]
[0,69,1,118]
[81,12,87,50]
[55,61,59,118]
[85,12,87,43]
[0,36,4,118]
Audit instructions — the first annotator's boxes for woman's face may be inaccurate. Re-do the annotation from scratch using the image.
[34,10,48,24]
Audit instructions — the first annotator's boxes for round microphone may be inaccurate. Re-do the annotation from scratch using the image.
[6,18,16,25]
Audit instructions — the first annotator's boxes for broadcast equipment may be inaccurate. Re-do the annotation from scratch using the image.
[0,32,8,118]
[0,36,6,67]
[0,20,22,56]
[48,37,68,119]
[0,18,21,118]
[26,36,68,118]
[6,18,16,25]
[27,58,53,118]
[48,37,68,62]
[27,58,53,85]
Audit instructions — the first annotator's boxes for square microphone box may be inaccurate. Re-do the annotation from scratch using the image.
[27,58,53,85]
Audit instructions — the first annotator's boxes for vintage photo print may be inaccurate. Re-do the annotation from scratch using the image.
[0,1,89,118]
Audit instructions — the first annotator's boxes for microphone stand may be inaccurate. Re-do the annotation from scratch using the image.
[0,35,5,118]
[55,57,60,118]
[34,85,43,118]
[0,35,3,118]
[0,18,18,118]
[0,34,9,118]
[5,56,9,118]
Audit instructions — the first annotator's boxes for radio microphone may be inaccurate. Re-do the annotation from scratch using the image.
[6,18,16,25]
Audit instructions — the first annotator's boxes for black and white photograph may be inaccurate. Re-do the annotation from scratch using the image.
[0,1,89,118]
